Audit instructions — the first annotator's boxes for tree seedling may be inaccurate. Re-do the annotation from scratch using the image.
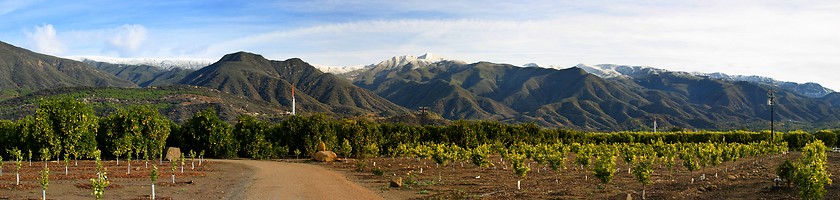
[90,150,110,200]
[151,164,158,199]
[171,157,177,183]
[189,150,196,170]
[40,166,49,200]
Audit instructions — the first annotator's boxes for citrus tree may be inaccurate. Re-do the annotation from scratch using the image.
[792,140,832,200]
[632,155,656,200]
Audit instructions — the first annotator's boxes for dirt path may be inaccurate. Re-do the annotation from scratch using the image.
[215,159,384,200]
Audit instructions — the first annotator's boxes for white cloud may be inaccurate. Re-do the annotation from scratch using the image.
[25,24,65,55]
[108,24,147,57]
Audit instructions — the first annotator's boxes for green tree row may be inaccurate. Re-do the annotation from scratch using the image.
[1,98,838,160]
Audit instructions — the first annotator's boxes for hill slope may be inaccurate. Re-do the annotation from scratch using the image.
[0,41,137,99]
[80,59,195,87]
[352,60,840,130]
[0,85,287,123]
[179,52,409,116]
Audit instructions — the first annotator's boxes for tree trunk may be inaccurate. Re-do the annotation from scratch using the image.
[152,184,156,199]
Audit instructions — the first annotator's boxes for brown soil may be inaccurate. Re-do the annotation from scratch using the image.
[3,152,837,200]
[0,159,385,200]
[320,152,840,200]
[213,159,382,200]
[0,159,247,200]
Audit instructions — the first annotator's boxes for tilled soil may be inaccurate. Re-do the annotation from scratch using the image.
[0,159,247,200]
[321,152,840,199]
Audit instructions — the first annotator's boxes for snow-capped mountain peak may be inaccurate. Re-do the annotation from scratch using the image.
[66,56,214,70]
[374,53,449,69]
[313,64,365,74]
[574,63,667,79]
[695,72,835,98]
[573,63,834,98]
[417,53,445,62]
[522,63,540,68]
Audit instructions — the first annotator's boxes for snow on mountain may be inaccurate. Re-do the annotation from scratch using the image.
[313,64,366,74]
[373,53,448,69]
[567,63,834,98]
[66,56,214,70]
[573,63,669,79]
[522,63,540,68]
[695,72,835,98]
[339,53,463,81]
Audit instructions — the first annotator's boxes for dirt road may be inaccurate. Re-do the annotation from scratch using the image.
[216,159,384,200]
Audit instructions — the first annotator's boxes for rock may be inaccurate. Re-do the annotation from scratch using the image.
[313,151,338,162]
[317,142,327,152]
[727,175,737,180]
[390,177,403,187]
[166,147,181,161]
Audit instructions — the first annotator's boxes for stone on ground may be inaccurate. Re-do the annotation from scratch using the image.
[390,177,403,188]
[166,147,181,161]
[313,151,338,162]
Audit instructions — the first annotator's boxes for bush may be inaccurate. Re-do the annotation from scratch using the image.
[776,160,794,186]
[814,130,837,148]
[371,168,384,176]
[360,143,380,159]
[355,161,367,172]
[180,108,237,158]
[792,140,832,200]
[784,131,815,150]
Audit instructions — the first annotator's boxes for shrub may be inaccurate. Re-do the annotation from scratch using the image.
[792,140,832,200]
[372,168,384,176]
[814,130,837,148]
[776,160,794,186]
[355,161,367,172]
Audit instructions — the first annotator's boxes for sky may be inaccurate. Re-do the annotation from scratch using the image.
[2,0,839,90]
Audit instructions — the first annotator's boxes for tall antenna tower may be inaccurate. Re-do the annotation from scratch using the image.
[653,116,657,133]
[291,84,296,115]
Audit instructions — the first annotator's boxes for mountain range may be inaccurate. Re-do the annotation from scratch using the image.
[344,55,840,130]
[1,40,838,130]
[177,52,408,116]
[0,41,136,99]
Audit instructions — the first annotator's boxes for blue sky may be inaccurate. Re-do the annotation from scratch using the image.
[2,0,840,90]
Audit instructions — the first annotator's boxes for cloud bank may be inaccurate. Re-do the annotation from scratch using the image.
[25,24,65,55]
[108,24,148,57]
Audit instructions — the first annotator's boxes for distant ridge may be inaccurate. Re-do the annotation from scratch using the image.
[349,59,840,130]
[67,56,213,70]
[0,41,137,99]
[576,63,835,98]
[178,51,409,116]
